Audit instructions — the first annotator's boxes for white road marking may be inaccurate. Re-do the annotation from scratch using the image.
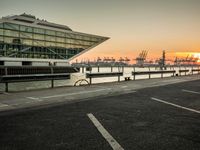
[151,97,200,114]
[87,113,124,150]
[40,88,111,99]
[0,103,9,108]
[121,86,127,88]
[26,97,40,100]
[182,89,200,95]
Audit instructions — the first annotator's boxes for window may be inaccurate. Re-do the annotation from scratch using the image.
[56,43,65,48]
[66,33,75,38]
[46,41,56,47]
[0,36,3,42]
[46,30,56,36]
[20,32,32,39]
[56,31,65,37]
[20,25,33,32]
[56,37,65,43]
[46,35,55,41]
[4,37,13,43]
[4,30,19,37]
[0,29,3,35]
[0,23,3,29]
[33,34,45,40]
[4,23,19,30]
[22,39,32,45]
[33,40,45,46]
[33,28,45,34]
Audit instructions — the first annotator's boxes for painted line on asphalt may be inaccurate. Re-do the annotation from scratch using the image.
[40,88,111,99]
[26,97,40,100]
[87,113,124,150]
[121,86,128,88]
[182,89,200,95]
[151,97,200,114]
[0,103,9,108]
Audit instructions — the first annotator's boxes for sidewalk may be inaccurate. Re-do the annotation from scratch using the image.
[0,74,199,112]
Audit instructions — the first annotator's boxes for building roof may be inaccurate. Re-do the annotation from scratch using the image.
[2,13,72,31]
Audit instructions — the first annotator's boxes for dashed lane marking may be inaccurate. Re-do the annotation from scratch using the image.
[87,113,124,150]
[182,89,200,95]
[151,97,200,114]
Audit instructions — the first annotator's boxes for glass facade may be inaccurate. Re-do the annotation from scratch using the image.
[0,22,105,59]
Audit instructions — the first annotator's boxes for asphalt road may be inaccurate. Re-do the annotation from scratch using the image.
[0,79,200,150]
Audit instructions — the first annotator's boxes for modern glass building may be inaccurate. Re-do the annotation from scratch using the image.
[0,13,109,66]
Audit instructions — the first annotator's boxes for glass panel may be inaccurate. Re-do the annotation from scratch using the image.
[66,33,75,38]
[46,41,56,47]
[83,36,90,41]
[22,39,32,45]
[4,37,13,43]
[0,36,3,42]
[56,43,65,48]
[46,30,56,36]
[66,39,72,43]
[46,35,55,41]
[20,25,33,32]
[56,37,65,43]
[56,31,65,37]
[33,40,45,46]
[33,34,45,40]
[0,29,3,35]
[0,23,3,29]
[20,32,32,38]
[4,30,19,37]
[70,39,77,44]
[4,23,19,30]
[33,28,45,34]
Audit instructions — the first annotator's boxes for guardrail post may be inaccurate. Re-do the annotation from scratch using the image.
[82,66,84,73]
[161,72,163,78]
[89,77,92,84]
[133,74,135,80]
[191,66,193,75]
[50,67,54,88]
[185,67,187,76]
[5,82,8,92]
[51,80,54,88]
[148,67,151,79]
[118,75,120,82]
[111,66,113,72]
[198,66,200,74]
[98,66,100,72]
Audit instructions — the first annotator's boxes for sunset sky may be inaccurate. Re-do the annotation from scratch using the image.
[0,0,200,63]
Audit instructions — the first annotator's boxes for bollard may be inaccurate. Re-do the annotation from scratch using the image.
[111,66,113,72]
[118,75,120,82]
[98,66,100,72]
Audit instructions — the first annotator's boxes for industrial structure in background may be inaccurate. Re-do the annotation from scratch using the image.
[174,55,199,65]
[135,50,148,67]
